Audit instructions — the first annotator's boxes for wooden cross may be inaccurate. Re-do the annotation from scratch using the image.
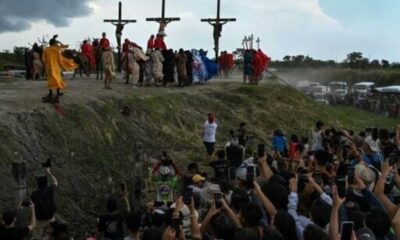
[201,0,236,62]
[104,1,137,72]
[248,34,254,49]
[146,0,180,32]
[243,36,249,49]
[256,37,261,50]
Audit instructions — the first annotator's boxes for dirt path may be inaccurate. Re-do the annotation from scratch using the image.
[0,73,250,114]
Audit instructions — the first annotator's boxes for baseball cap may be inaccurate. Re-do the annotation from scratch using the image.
[365,136,380,152]
[192,174,205,184]
[356,228,376,240]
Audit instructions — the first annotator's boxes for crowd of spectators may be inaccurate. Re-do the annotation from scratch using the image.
[2,120,400,240]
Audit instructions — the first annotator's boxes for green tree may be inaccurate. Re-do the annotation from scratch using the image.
[283,55,291,62]
[381,59,390,69]
[345,52,369,69]
[370,59,381,69]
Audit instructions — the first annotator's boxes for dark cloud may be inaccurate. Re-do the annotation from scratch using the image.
[0,0,92,33]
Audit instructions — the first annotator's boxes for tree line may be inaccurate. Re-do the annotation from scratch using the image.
[271,52,400,70]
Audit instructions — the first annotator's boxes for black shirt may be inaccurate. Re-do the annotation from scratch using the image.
[31,185,56,221]
[0,226,29,240]
[210,160,229,180]
[98,214,125,240]
[226,145,244,169]
[183,175,194,190]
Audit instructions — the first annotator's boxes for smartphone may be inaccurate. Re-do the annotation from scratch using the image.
[183,188,193,205]
[347,167,355,185]
[298,168,309,182]
[389,153,398,166]
[246,166,255,188]
[171,218,181,233]
[214,192,223,209]
[336,176,347,199]
[312,172,323,185]
[120,182,126,192]
[340,221,354,240]
[21,200,31,208]
[258,144,265,158]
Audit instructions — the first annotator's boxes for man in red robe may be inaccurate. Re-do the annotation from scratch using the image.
[147,35,155,50]
[81,40,96,70]
[252,50,264,84]
[99,32,110,50]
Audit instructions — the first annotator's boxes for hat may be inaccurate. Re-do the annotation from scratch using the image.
[354,164,376,191]
[192,174,205,184]
[356,228,376,240]
[365,136,380,152]
[235,167,247,181]
[201,183,221,204]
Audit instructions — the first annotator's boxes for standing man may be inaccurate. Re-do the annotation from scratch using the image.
[176,49,188,87]
[31,167,58,239]
[100,32,110,50]
[42,38,77,103]
[147,35,155,50]
[202,113,218,161]
[102,47,115,89]
[151,49,164,86]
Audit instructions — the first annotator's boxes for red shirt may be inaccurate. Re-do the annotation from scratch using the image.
[100,38,110,50]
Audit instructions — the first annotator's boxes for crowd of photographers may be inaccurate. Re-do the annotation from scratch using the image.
[3,119,400,240]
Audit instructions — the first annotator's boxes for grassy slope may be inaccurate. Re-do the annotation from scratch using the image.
[0,83,397,236]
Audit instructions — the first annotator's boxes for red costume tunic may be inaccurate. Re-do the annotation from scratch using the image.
[226,54,234,69]
[147,36,155,50]
[154,36,167,50]
[100,38,110,50]
[81,43,96,68]
[252,51,264,77]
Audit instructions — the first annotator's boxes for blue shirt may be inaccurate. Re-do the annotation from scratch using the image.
[272,135,286,154]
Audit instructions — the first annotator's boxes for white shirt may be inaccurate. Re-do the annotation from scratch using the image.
[312,130,323,151]
[203,121,218,142]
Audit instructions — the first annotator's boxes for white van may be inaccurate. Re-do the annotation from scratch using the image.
[352,82,375,96]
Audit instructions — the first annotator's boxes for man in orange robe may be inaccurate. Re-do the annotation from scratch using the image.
[42,38,77,103]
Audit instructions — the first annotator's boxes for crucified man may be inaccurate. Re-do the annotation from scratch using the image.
[112,22,129,47]
[210,21,228,51]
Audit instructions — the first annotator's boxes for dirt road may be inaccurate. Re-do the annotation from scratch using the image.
[0,73,249,114]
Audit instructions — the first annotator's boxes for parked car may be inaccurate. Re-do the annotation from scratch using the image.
[328,82,349,104]
[352,82,375,97]
[296,81,320,96]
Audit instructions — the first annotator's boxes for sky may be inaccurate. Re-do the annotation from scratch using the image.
[0,0,399,62]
